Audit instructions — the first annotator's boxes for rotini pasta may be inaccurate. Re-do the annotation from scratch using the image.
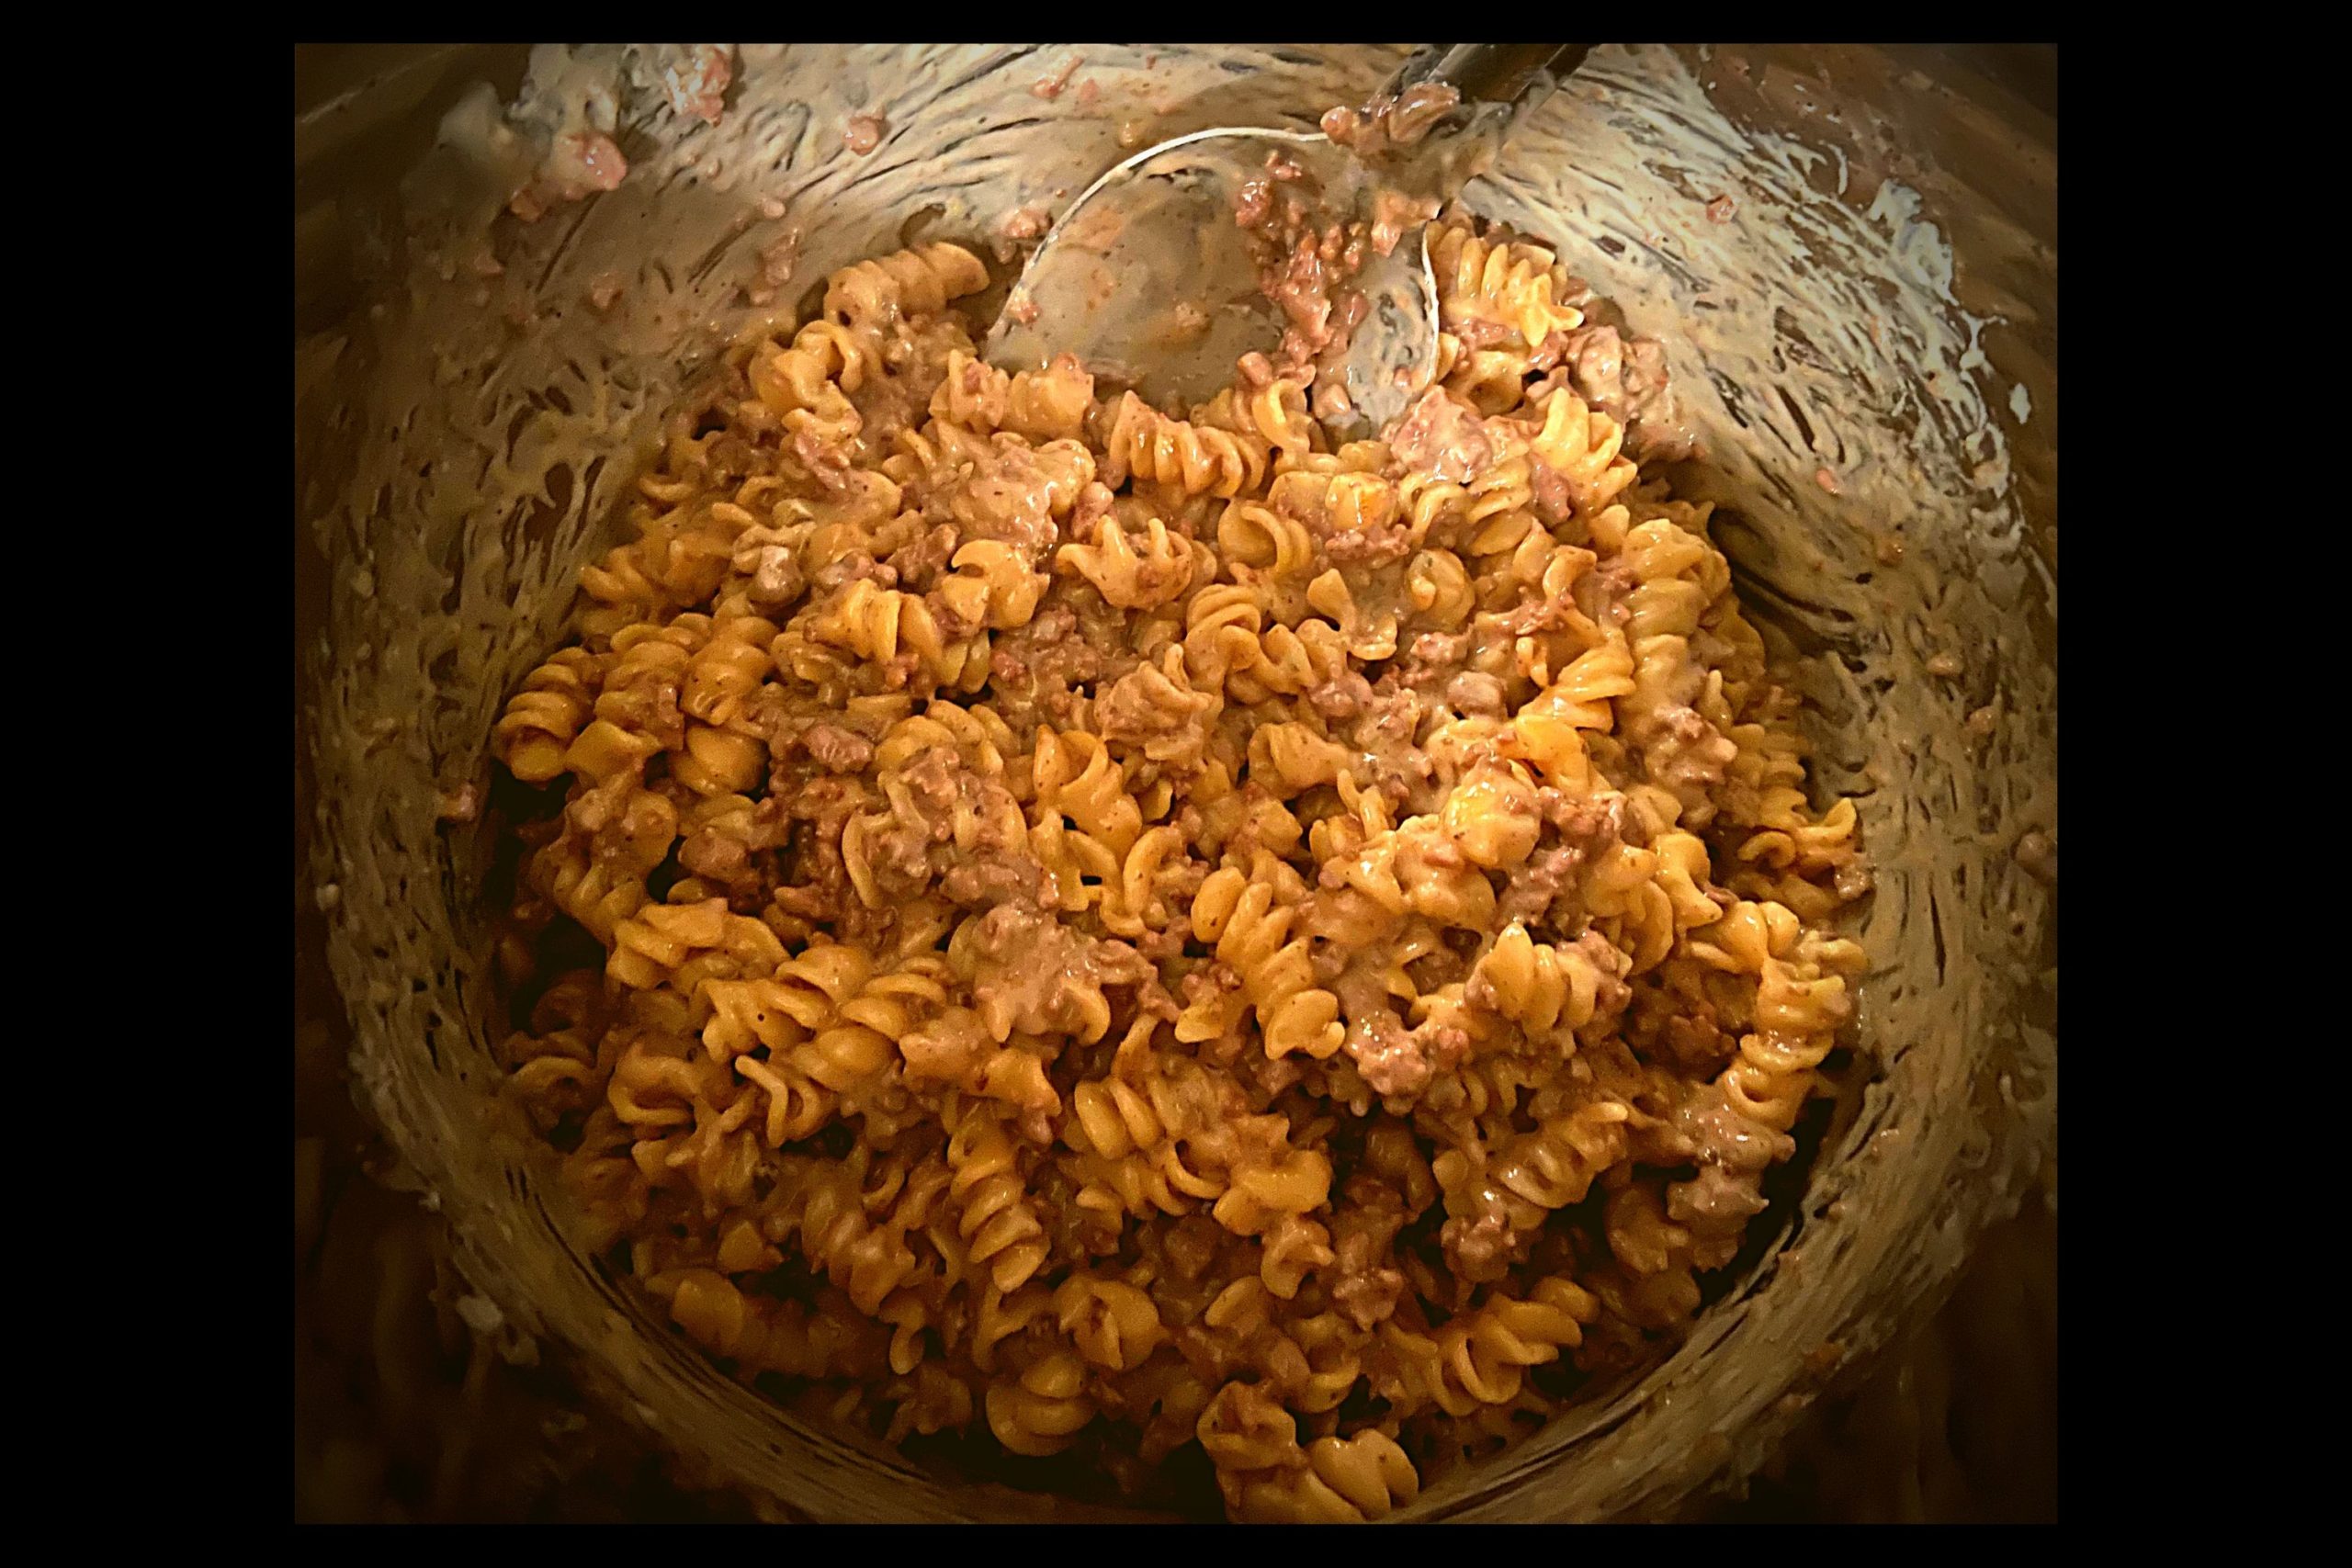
[487,214,1866,1521]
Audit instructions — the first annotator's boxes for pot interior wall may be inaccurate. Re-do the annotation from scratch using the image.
[297,42,2055,1522]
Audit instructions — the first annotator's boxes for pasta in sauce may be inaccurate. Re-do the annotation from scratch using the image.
[488,209,1868,1522]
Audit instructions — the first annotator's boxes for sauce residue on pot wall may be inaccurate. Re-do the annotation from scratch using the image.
[299,41,2052,1524]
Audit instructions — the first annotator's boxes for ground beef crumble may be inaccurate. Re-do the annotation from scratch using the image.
[1386,387,1494,481]
[480,191,1877,1511]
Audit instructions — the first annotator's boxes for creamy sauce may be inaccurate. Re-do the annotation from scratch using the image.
[300,42,2054,1524]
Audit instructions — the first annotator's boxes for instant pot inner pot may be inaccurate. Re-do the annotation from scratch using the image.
[298,42,2054,1521]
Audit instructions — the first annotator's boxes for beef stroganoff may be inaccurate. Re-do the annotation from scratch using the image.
[487,207,1866,1523]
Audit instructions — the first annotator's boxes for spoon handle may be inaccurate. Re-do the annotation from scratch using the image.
[1391,43,1591,116]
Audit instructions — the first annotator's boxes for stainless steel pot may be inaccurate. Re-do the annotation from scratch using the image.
[295,43,2055,1522]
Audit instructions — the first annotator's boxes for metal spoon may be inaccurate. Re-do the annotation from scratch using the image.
[984,44,1592,440]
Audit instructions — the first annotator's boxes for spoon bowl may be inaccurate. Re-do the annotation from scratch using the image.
[982,45,1590,438]
[982,126,1438,437]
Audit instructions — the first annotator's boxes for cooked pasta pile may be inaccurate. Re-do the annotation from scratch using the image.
[489,213,1867,1522]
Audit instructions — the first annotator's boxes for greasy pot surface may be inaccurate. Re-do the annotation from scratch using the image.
[296,43,2053,1522]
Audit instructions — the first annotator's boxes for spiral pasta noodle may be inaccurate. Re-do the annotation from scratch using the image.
[823,241,991,328]
[485,216,1867,1520]
[1429,218,1584,352]
[1103,391,1272,498]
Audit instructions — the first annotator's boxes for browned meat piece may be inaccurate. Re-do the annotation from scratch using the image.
[798,723,874,773]
[1386,387,1493,482]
